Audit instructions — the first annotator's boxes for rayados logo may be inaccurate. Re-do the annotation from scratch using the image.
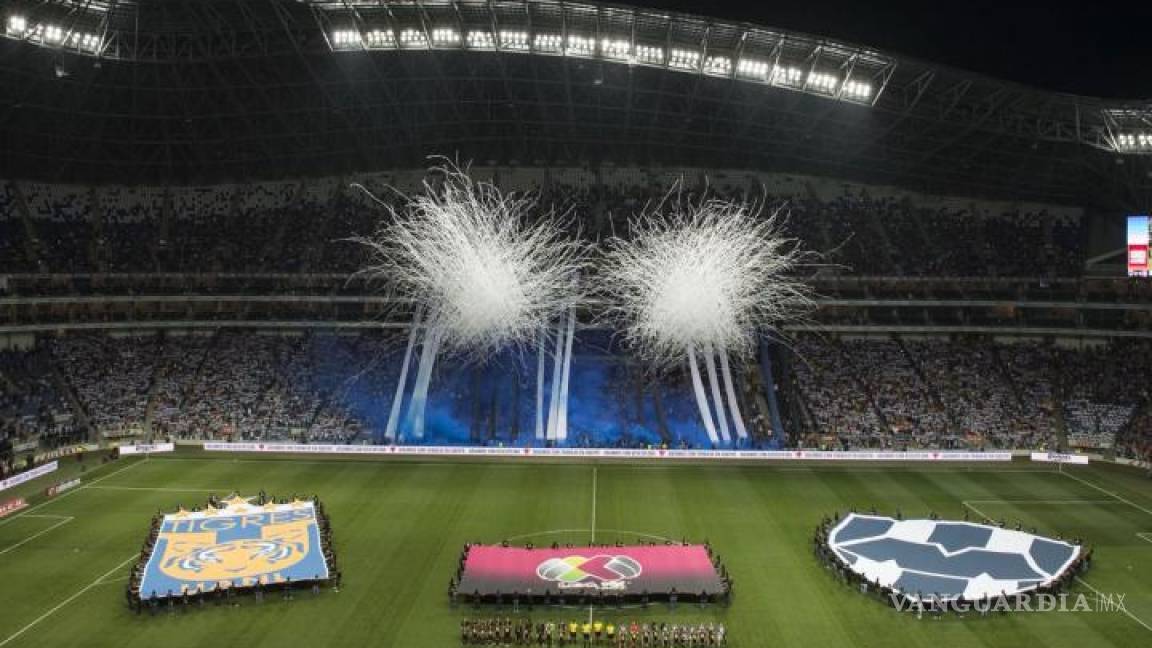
[535,555,642,591]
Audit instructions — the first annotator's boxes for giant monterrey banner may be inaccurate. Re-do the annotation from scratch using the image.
[827,513,1080,602]
[203,443,1011,462]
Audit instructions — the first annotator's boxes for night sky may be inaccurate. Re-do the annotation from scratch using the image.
[639,0,1152,99]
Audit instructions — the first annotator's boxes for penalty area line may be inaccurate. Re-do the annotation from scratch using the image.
[960,501,994,522]
[0,554,138,647]
[85,485,234,493]
[963,499,1152,634]
[0,458,147,529]
[1075,576,1152,634]
[0,517,73,558]
[1059,470,1152,518]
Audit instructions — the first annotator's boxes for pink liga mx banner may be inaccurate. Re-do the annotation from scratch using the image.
[457,544,724,596]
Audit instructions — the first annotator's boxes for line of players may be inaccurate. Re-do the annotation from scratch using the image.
[125,491,342,611]
[461,618,727,647]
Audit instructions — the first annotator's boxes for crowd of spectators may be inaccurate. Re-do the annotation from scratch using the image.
[2,332,1152,454]
[0,175,1085,278]
[0,347,79,474]
[149,333,366,444]
[53,335,158,436]
[788,336,1152,452]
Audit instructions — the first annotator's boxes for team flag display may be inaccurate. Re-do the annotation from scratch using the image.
[826,513,1081,602]
[134,495,332,601]
[454,544,728,602]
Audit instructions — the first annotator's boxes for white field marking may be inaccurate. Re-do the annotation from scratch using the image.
[961,501,994,522]
[0,458,146,528]
[963,499,1152,634]
[964,499,1116,504]
[85,485,233,493]
[95,574,127,586]
[1076,576,1152,634]
[590,465,598,544]
[0,517,73,557]
[1137,533,1152,545]
[0,554,138,647]
[18,514,72,520]
[1059,470,1152,518]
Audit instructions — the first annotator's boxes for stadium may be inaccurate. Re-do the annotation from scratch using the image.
[0,1,1150,647]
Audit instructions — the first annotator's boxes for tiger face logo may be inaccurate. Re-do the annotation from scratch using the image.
[159,521,310,582]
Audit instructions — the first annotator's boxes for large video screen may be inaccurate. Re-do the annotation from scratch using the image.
[1130,215,1151,277]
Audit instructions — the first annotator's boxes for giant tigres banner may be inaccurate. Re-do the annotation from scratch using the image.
[137,496,329,599]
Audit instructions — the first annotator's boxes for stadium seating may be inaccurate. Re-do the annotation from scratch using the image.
[0,175,1086,277]
[1,331,1149,455]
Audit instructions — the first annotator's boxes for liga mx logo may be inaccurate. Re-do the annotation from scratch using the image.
[536,555,642,591]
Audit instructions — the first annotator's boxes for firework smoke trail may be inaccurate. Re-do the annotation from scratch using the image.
[353,162,587,439]
[599,191,815,444]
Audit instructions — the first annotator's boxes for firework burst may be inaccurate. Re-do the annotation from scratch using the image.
[599,191,814,369]
[353,162,588,361]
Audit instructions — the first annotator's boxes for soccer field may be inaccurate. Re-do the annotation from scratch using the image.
[0,453,1149,647]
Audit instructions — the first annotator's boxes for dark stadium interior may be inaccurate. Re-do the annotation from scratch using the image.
[0,3,1151,647]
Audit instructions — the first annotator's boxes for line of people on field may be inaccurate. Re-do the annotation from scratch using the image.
[461,618,727,647]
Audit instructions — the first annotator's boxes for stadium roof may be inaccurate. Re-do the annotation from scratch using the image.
[0,0,1149,207]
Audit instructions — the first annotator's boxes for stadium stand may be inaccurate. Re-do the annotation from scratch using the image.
[2,328,1149,457]
[0,175,1086,278]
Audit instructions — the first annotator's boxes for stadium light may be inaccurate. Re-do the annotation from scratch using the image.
[736,58,769,80]
[332,29,361,48]
[771,65,803,87]
[566,35,594,56]
[398,28,428,48]
[669,48,700,70]
[1115,132,1152,152]
[635,44,664,64]
[533,33,562,52]
[467,30,494,49]
[841,79,873,101]
[806,71,839,93]
[703,55,732,76]
[431,28,459,46]
[498,30,528,50]
[6,15,26,35]
[43,24,64,43]
[601,38,631,60]
[365,29,394,48]
[68,31,100,52]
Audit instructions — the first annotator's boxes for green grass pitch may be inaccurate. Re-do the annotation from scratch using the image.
[0,451,1149,647]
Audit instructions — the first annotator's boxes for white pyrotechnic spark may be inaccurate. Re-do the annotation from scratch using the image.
[353,162,587,360]
[599,192,814,368]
